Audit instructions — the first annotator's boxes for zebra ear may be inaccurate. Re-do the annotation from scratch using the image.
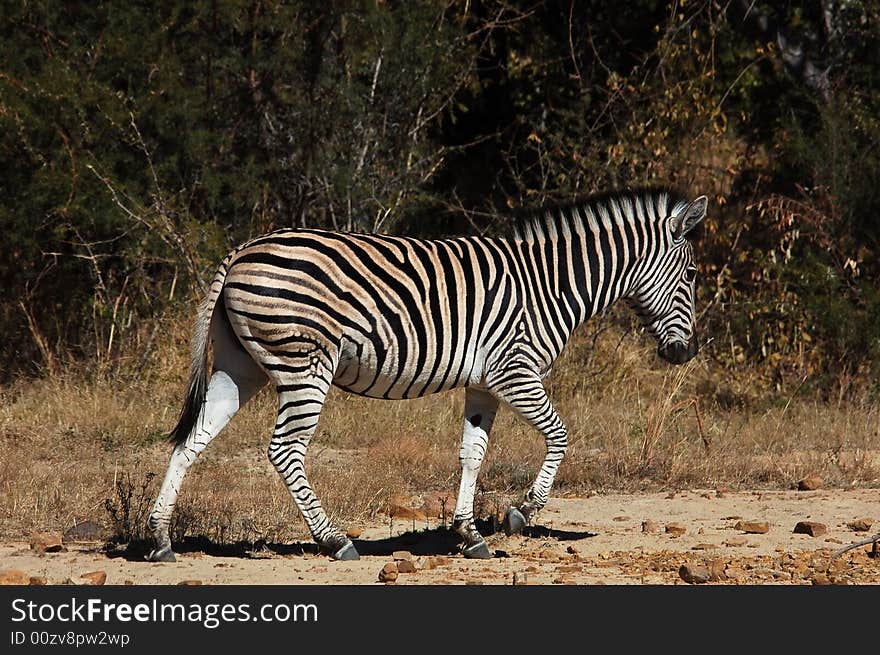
[671,195,708,240]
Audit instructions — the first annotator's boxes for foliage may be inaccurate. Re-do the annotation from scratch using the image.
[2,0,880,399]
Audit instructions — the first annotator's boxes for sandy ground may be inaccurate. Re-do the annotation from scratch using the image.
[2,488,878,585]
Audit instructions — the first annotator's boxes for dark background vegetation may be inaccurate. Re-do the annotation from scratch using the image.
[3,0,879,401]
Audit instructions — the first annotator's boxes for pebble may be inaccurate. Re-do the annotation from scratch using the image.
[0,570,29,585]
[734,520,770,534]
[793,521,827,537]
[29,532,63,553]
[642,520,661,533]
[665,523,687,537]
[847,518,873,532]
[378,562,398,584]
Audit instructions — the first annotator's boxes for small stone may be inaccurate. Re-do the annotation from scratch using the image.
[679,563,711,584]
[177,580,203,585]
[29,576,48,586]
[538,549,556,560]
[566,545,578,555]
[642,520,661,533]
[613,516,630,522]
[811,573,832,585]
[29,531,63,553]
[706,559,727,581]
[691,543,717,550]
[78,571,107,586]
[0,570,29,585]
[422,556,451,570]
[378,562,398,584]
[797,476,823,491]
[397,560,417,574]
[793,521,827,537]
[665,523,686,537]
[494,549,510,558]
[123,580,134,585]
[555,564,582,573]
[724,536,748,547]
[715,486,728,498]
[345,528,362,539]
[734,520,769,534]
[392,550,413,562]
[847,518,873,532]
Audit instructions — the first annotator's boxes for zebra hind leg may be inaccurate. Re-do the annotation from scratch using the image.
[452,388,499,559]
[267,360,357,561]
[147,312,266,562]
[147,370,263,561]
[488,373,568,537]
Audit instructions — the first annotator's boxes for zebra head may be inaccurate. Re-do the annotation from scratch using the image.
[628,194,708,365]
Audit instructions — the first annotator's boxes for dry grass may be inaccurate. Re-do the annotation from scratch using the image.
[1,315,878,547]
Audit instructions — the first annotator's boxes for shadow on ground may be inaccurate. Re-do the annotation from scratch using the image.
[104,519,597,562]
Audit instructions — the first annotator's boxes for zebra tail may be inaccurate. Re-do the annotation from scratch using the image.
[168,255,232,446]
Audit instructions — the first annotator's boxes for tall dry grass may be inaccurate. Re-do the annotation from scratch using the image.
[1,310,878,547]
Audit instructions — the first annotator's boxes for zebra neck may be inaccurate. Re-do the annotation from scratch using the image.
[508,226,640,339]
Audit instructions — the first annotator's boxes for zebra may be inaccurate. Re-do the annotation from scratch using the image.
[146,188,707,562]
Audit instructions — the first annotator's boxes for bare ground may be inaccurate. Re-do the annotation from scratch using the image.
[3,488,878,585]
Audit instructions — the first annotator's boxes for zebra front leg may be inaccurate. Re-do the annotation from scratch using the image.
[268,378,357,561]
[489,372,568,536]
[453,388,499,559]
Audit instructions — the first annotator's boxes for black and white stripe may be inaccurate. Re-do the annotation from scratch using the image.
[147,188,707,561]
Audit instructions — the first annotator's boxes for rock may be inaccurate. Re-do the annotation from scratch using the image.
[422,556,451,570]
[613,516,630,522]
[706,559,727,581]
[397,560,417,574]
[0,570,29,585]
[847,518,873,532]
[63,521,107,543]
[734,520,769,534]
[723,536,748,547]
[392,550,413,561]
[378,562,398,583]
[177,580,203,585]
[555,564,582,573]
[538,549,557,560]
[811,573,832,585]
[345,528,362,539]
[29,576,48,585]
[123,580,134,585]
[679,563,711,584]
[665,523,687,537]
[793,521,827,537]
[29,531,63,553]
[797,476,823,491]
[691,543,717,550]
[78,571,107,586]
[642,520,661,533]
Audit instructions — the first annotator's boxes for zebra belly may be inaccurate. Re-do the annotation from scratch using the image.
[332,333,482,400]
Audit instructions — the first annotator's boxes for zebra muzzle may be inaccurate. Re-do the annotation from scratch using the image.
[658,339,698,365]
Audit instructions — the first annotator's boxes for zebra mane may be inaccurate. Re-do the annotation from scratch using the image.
[510,187,689,243]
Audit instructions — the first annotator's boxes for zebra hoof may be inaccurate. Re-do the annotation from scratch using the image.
[332,541,360,561]
[503,507,527,536]
[146,546,176,563]
[463,541,493,559]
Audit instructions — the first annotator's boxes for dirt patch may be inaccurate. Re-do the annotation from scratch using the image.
[2,489,877,585]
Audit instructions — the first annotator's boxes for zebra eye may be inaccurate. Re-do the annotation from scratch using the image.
[684,266,697,283]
